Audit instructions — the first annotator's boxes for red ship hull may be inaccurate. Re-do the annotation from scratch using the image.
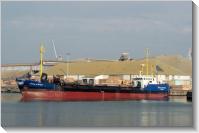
[21,90,169,101]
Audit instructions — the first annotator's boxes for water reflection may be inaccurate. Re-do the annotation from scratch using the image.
[1,93,192,127]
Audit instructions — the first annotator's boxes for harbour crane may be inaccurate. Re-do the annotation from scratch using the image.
[52,40,58,60]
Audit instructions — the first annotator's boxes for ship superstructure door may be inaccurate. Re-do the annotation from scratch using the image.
[82,78,94,85]
[133,78,143,89]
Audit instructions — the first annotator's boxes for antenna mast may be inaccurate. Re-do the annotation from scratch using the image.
[145,48,149,76]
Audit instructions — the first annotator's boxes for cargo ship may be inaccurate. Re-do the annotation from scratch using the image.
[16,45,170,101]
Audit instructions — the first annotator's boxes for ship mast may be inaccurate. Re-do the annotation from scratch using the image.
[145,48,149,76]
[40,44,44,79]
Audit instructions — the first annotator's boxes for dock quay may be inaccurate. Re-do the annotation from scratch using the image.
[169,90,189,96]
[169,84,192,96]
[1,86,20,93]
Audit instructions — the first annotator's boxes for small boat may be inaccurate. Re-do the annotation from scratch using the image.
[186,91,192,101]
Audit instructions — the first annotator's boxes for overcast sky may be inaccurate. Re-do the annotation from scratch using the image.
[1,1,192,64]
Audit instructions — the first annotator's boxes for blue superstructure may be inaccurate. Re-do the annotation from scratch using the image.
[132,75,170,93]
[144,84,170,92]
[24,80,57,89]
[16,78,58,90]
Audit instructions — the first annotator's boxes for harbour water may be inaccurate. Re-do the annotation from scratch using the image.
[1,93,192,127]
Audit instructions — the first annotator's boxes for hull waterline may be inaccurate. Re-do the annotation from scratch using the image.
[21,90,169,101]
